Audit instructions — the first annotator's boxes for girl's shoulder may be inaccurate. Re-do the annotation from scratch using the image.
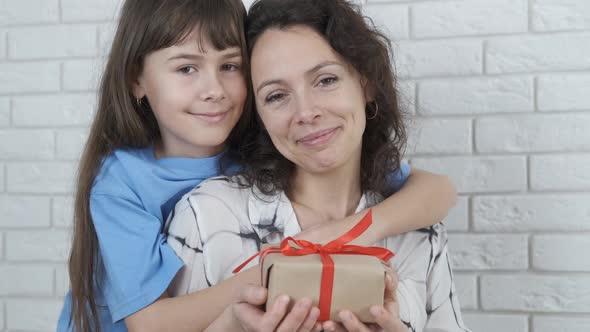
[91,146,156,195]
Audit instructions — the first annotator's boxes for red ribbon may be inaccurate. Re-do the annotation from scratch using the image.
[232,209,395,321]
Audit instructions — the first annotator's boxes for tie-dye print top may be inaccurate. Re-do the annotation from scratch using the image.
[165,175,471,332]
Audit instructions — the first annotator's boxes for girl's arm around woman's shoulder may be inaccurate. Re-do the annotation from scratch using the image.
[296,166,457,246]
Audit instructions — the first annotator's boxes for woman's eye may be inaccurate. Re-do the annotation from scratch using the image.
[318,76,338,87]
[265,92,286,104]
[221,63,241,71]
[178,66,196,74]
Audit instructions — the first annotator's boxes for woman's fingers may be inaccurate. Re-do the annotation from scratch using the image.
[260,295,290,331]
[296,306,321,332]
[276,297,314,332]
[337,310,372,332]
[370,305,401,331]
[235,284,268,306]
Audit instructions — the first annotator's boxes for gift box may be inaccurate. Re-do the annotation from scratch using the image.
[234,209,394,323]
[262,251,387,322]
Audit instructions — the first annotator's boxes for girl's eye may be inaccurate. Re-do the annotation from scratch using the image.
[265,92,286,104]
[178,66,196,74]
[221,63,241,71]
[317,76,338,87]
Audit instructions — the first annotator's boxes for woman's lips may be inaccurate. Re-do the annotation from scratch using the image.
[297,127,339,148]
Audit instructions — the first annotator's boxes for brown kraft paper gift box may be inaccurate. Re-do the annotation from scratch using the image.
[261,253,387,323]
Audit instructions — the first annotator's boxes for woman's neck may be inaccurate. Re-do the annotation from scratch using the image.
[289,156,362,229]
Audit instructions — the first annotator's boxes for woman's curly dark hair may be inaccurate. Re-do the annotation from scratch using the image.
[238,0,407,197]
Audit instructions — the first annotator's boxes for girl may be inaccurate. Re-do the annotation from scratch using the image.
[58,0,456,331]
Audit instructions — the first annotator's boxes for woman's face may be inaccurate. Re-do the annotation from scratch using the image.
[251,25,369,174]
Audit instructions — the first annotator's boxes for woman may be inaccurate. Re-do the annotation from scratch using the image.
[166,0,470,331]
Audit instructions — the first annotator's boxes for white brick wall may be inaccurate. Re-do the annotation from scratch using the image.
[0,0,588,331]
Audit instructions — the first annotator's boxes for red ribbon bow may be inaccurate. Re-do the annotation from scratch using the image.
[232,209,394,321]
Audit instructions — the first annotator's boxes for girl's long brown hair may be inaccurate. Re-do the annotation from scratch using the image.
[68,0,248,330]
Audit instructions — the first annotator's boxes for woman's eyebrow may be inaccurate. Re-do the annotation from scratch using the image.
[256,61,342,94]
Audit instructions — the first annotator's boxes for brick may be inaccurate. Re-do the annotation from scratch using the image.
[454,273,477,310]
[487,33,590,73]
[412,0,527,38]
[6,162,76,193]
[448,234,528,270]
[6,299,62,331]
[56,129,88,160]
[530,155,590,190]
[9,25,97,59]
[463,313,528,332]
[0,0,59,25]
[61,0,121,22]
[0,130,54,160]
[395,40,482,78]
[0,265,53,295]
[12,94,95,127]
[0,97,8,127]
[411,157,526,193]
[407,118,471,154]
[482,275,590,312]
[0,30,5,59]
[533,235,590,271]
[538,74,590,111]
[0,163,4,191]
[533,0,590,31]
[0,195,51,227]
[0,62,60,94]
[98,23,116,57]
[55,264,70,296]
[534,316,590,332]
[418,77,533,115]
[63,59,102,91]
[474,194,590,231]
[476,114,590,153]
[363,3,409,40]
[398,81,416,115]
[52,196,74,228]
[6,230,70,261]
[446,196,469,231]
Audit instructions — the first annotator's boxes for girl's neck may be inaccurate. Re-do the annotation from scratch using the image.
[154,139,223,159]
[288,156,362,229]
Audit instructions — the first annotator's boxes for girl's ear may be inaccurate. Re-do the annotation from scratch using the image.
[132,75,146,99]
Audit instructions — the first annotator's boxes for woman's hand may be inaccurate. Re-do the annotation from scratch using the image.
[321,266,407,332]
[218,284,322,332]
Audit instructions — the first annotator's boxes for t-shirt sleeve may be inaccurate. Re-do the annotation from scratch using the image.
[386,161,411,193]
[90,193,184,323]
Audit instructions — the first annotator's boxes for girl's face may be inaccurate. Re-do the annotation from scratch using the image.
[251,25,369,174]
[133,29,246,158]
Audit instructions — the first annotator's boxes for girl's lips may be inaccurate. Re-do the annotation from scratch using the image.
[297,127,339,148]
[189,111,229,124]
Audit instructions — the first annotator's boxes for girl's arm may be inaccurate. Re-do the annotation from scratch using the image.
[295,168,457,246]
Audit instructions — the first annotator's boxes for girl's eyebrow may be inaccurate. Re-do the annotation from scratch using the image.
[167,50,242,62]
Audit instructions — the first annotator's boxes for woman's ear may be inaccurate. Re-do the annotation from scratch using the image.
[361,77,376,103]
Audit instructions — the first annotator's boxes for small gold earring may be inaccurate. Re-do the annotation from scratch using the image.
[136,97,142,107]
[367,102,379,120]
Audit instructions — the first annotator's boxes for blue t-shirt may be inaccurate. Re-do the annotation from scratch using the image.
[57,145,410,331]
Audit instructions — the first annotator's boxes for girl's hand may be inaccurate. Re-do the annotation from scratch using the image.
[225,284,323,332]
[321,266,406,332]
